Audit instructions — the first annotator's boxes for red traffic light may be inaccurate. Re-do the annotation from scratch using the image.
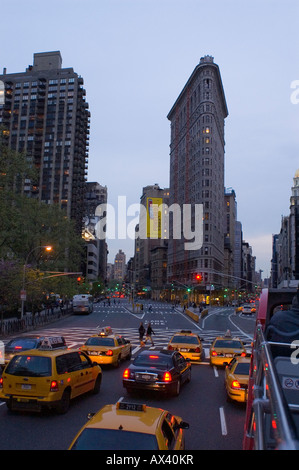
[195,273,203,282]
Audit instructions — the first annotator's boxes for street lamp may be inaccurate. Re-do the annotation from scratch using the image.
[21,245,53,318]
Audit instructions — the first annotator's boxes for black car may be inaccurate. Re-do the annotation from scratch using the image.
[2,335,66,369]
[122,349,191,396]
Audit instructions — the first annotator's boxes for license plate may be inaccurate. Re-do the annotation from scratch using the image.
[141,374,151,380]
[90,351,98,355]
[225,354,233,357]
[180,348,188,352]
[21,384,32,390]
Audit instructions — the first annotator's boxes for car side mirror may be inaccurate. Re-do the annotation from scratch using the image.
[179,421,189,429]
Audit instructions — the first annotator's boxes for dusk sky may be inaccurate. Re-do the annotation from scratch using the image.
[2,0,299,277]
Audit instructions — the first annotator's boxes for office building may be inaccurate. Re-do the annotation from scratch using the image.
[167,55,228,290]
[134,184,169,292]
[83,182,108,281]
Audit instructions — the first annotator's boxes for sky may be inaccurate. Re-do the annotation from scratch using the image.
[2,0,299,278]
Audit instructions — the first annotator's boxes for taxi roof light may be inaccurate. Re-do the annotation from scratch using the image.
[98,326,113,337]
[38,336,66,350]
[116,401,146,412]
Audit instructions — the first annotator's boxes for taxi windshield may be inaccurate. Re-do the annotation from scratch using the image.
[5,355,52,377]
[71,429,158,450]
[171,335,199,344]
[234,362,250,375]
[214,340,243,349]
[85,337,115,347]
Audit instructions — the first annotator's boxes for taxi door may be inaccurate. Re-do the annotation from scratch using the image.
[65,352,93,397]
[116,336,131,360]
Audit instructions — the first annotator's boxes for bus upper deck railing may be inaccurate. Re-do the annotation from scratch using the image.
[251,323,299,450]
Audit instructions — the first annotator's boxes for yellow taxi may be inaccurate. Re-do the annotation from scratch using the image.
[80,327,132,367]
[167,330,203,362]
[69,401,189,450]
[0,337,102,414]
[209,331,247,367]
[224,354,251,403]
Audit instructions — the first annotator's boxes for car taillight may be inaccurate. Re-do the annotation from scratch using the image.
[211,350,217,356]
[195,347,201,353]
[106,350,113,356]
[123,369,130,379]
[50,380,59,392]
[168,345,173,350]
[241,352,246,357]
[232,380,241,389]
[163,372,172,382]
[0,377,3,389]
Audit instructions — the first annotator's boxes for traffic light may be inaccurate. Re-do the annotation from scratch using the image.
[77,276,83,284]
[195,273,203,283]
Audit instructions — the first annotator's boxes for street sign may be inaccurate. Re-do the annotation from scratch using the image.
[20,290,27,301]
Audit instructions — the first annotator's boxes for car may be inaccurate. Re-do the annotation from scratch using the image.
[242,304,253,315]
[80,326,132,368]
[224,354,251,403]
[1,335,67,369]
[69,401,189,450]
[209,331,247,367]
[122,349,191,396]
[167,330,203,362]
[0,336,102,414]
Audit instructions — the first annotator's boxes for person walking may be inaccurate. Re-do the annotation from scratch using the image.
[138,322,145,346]
[145,322,155,346]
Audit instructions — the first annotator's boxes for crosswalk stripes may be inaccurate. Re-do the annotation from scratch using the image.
[1,325,253,355]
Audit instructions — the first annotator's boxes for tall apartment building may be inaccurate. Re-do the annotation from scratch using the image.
[167,55,228,289]
[0,51,90,233]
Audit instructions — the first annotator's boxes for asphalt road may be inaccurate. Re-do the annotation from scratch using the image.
[0,299,256,451]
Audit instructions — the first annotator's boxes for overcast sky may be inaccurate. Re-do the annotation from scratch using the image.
[2,0,299,277]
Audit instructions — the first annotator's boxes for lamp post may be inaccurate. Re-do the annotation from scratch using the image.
[21,245,52,319]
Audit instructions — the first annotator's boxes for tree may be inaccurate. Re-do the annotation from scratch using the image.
[0,129,85,316]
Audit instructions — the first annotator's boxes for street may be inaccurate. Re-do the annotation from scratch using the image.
[0,300,255,450]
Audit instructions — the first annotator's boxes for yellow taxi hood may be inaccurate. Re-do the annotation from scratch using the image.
[86,404,165,434]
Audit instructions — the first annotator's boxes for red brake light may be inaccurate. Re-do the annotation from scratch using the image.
[232,380,241,389]
[211,350,217,356]
[168,345,173,350]
[241,352,246,357]
[195,347,200,353]
[0,377,3,389]
[50,380,59,392]
[123,369,130,379]
[106,350,113,356]
[163,372,172,382]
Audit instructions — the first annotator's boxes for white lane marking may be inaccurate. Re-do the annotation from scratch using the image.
[219,407,228,435]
